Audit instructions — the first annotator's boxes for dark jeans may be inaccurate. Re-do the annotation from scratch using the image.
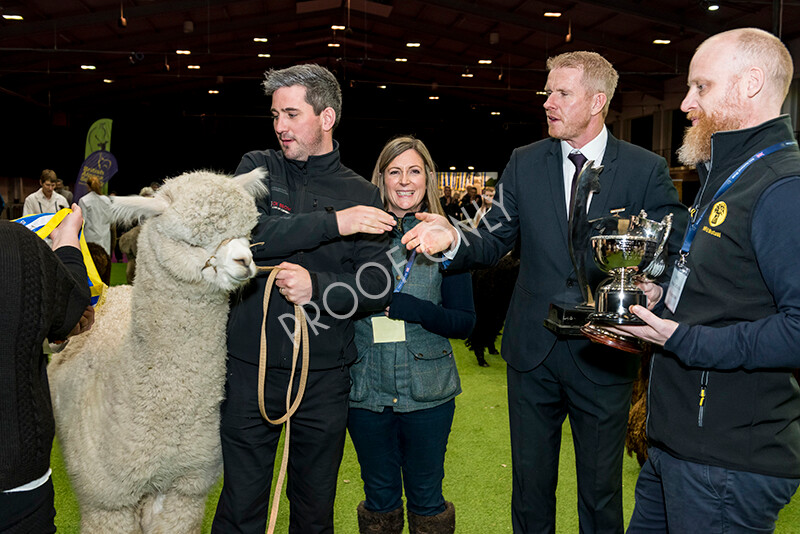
[0,477,56,534]
[627,446,800,533]
[348,400,455,516]
[212,356,351,534]
[507,341,633,534]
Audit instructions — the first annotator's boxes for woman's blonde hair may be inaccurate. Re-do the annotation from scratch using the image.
[371,136,444,217]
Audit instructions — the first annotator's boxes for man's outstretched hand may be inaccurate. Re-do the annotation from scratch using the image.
[400,213,458,255]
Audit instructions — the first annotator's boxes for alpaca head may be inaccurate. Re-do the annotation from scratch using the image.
[111,168,268,291]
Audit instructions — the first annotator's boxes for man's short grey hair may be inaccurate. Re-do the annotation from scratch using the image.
[262,64,343,129]
[546,51,618,117]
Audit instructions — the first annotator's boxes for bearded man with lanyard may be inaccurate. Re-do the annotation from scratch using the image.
[613,28,800,533]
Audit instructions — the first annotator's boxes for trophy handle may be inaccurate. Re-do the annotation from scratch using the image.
[642,213,673,279]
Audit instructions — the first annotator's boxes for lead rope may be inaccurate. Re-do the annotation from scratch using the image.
[256,265,310,534]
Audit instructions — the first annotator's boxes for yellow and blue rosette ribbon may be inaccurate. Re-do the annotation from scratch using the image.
[12,209,108,307]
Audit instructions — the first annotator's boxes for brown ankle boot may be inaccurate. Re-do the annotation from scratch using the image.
[407,501,455,534]
[356,501,404,534]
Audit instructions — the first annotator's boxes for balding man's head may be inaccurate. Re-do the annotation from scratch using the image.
[700,28,793,104]
[678,28,794,165]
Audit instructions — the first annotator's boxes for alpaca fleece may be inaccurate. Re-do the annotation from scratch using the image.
[48,169,266,533]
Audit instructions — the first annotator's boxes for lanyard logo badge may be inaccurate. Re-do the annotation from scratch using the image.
[709,201,727,227]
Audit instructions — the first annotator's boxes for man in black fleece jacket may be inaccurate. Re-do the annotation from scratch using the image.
[616,28,800,533]
[213,64,395,534]
[0,208,92,533]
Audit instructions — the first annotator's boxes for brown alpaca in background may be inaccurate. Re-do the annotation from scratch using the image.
[626,352,651,466]
[465,251,520,367]
[626,359,800,467]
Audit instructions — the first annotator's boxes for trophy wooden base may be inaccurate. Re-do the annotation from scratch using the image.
[543,302,594,336]
[580,323,651,355]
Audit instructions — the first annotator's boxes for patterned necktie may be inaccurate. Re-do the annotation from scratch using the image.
[567,151,588,220]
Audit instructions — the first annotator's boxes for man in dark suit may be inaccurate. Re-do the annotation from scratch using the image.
[440,185,460,220]
[403,51,688,533]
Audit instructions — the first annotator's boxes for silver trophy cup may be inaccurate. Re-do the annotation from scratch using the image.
[588,234,658,325]
[580,211,673,353]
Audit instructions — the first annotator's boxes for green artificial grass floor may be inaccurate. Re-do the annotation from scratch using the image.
[50,263,800,532]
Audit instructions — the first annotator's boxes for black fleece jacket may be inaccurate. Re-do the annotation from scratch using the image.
[650,116,800,477]
[227,144,393,370]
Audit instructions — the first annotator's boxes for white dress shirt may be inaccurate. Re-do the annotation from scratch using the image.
[22,189,69,215]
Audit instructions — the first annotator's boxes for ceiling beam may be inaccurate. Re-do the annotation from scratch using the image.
[419,0,677,69]
[360,10,547,69]
[575,0,724,36]
[0,0,246,39]
[0,9,335,71]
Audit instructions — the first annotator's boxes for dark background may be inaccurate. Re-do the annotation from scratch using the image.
[2,78,546,196]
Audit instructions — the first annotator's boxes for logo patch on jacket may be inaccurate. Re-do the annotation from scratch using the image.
[709,201,727,227]
[271,201,292,214]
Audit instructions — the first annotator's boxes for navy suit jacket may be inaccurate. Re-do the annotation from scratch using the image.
[450,130,688,385]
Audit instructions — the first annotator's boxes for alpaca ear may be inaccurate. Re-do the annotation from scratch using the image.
[110,195,170,226]
[234,167,269,199]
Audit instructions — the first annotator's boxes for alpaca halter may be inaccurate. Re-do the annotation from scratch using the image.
[201,237,235,272]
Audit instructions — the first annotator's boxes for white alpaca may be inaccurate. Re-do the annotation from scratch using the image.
[49,169,267,533]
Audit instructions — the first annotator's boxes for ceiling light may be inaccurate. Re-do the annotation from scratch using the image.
[653,39,671,45]
[208,90,219,94]
[429,96,439,100]
[544,12,562,17]
[395,57,408,62]
[331,25,346,30]
[258,53,271,58]
[490,111,501,116]
[253,37,268,42]
[467,166,475,170]
[328,42,340,47]
[478,59,492,65]
[188,65,200,69]
[2,14,24,20]
[103,79,114,83]
[449,166,456,171]
[707,3,720,11]
[461,72,474,78]
[176,50,191,55]
[81,65,96,70]
[118,0,127,28]
[536,90,548,96]
[406,42,421,47]
[378,85,387,89]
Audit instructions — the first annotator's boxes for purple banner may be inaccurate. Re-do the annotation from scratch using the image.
[73,150,118,204]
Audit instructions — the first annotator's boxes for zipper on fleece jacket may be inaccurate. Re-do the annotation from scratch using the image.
[698,370,709,427]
